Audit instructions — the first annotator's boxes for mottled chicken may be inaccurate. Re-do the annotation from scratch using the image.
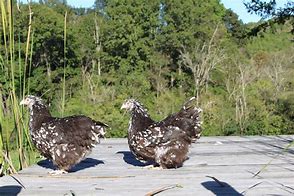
[121,97,202,169]
[20,95,108,175]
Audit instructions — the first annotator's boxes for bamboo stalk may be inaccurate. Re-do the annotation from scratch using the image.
[0,0,35,174]
[22,3,33,100]
[61,11,67,117]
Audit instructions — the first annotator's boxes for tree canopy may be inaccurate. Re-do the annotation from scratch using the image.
[0,0,293,138]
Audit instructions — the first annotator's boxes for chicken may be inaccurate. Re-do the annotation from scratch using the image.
[121,97,202,169]
[20,95,108,174]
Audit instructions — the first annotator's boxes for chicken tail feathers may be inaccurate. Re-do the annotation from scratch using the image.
[179,97,202,142]
[91,120,109,139]
[182,96,197,109]
[95,121,109,128]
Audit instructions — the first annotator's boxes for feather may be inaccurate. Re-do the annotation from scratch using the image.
[20,95,108,174]
[121,97,202,169]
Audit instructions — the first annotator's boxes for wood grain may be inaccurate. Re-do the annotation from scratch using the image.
[0,135,293,195]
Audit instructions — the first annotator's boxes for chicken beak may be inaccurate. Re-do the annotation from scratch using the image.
[120,104,126,110]
[20,99,26,105]
[120,105,127,116]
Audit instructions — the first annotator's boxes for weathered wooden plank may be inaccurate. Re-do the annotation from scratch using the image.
[0,135,293,195]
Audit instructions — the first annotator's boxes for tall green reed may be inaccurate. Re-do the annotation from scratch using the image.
[0,0,36,175]
[61,11,67,117]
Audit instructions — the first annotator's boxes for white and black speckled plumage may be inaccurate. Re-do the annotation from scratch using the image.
[20,95,108,173]
[121,97,202,169]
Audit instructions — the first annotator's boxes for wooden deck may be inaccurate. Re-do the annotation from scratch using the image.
[0,135,294,195]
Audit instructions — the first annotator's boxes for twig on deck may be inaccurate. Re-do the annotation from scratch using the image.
[145,184,182,196]
[252,158,275,178]
[275,182,294,194]
[247,170,294,194]
[10,175,26,189]
[253,140,294,178]
[241,181,264,195]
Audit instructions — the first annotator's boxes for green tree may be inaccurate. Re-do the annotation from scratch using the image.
[223,9,248,44]
[69,12,104,74]
[244,0,294,33]
[244,0,293,19]
[100,0,161,96]
[157,0,226,90]
[102,0,160,69]
[159,0,225,53]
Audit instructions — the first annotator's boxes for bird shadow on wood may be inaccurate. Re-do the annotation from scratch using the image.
[116,151,153,167]
[37,158,104,172]
[0,185,22,196]
[201,181,242,196]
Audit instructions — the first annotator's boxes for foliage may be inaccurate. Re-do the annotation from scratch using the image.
[0,0,293,175]
[244,0,293,20]
[244,0,294,33]
[222,9,248,44]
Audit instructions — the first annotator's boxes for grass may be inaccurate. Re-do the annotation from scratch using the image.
[0,1,44,176]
